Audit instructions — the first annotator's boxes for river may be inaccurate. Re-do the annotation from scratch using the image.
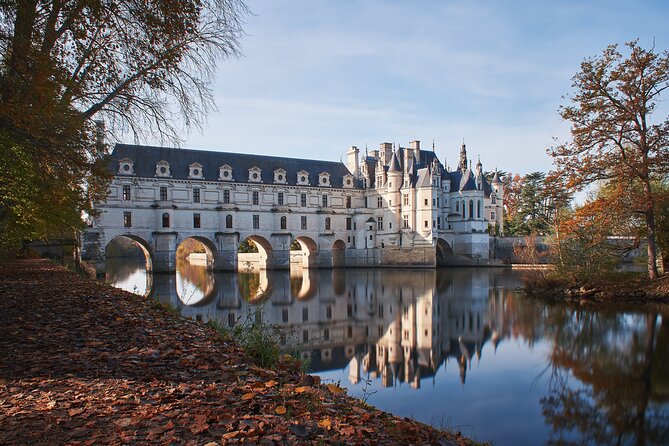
[106,257,669,446]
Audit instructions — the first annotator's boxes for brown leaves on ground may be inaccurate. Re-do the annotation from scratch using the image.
[0,260,479,445]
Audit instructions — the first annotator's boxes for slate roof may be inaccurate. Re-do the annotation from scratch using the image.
[110,144,359,189]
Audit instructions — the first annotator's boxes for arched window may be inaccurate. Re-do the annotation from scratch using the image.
[162,212,170,228]
[477,200,481,219]
[325,217,331,231]
[469,200,474,220]
[226,214,233,229]
[280,216,287,230]
[456,201,459,212]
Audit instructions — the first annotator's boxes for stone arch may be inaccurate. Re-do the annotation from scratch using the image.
[333,239,346,268]
[435,238,454,266]
[238,235,274,270]
[177,236,217,270]
[104,234,154,296]
[292,235,318,268]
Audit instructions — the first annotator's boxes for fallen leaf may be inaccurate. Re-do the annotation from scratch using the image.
[265,379,278,388]
[294,386,309,393]
[318,418,332,430]
[241,392,255,400]
[326,384,345,394]
[275,405,287,415]
[68,408,85,416]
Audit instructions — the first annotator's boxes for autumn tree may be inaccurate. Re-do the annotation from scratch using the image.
[0,0,248,257]
[550,41,669,279]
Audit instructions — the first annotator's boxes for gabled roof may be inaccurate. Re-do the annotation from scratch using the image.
[109,144,359,189]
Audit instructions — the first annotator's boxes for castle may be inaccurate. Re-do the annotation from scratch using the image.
[81,140,504,273]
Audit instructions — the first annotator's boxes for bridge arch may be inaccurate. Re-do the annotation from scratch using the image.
[290,267,317,300]
[238,235,274,270]
[104,234,154,296]
[332,239,346,268]
[176,236,217,270]
[291,235,318,268]
[435,238,454,266]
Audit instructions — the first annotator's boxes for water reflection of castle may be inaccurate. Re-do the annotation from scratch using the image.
[148,266,513,388]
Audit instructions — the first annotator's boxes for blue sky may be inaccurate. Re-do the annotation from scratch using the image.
[172,0,669,175]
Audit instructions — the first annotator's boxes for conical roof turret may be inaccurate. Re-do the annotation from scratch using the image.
[387,151,401,173]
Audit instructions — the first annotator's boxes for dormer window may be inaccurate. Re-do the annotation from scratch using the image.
[248,166,262,182]
[318,172,331,187]
[156,160,170,177]
[274,168,287,184]
[219,164,233,181]
[297,170,309,186]
[189,162,204,179]
[118,158,134,175]
[342,174,354,189]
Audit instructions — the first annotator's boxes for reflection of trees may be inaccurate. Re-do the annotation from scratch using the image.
[542,311,669,445]
[105,256,147,285]
[238,272,271,303]
[176,261,215,305]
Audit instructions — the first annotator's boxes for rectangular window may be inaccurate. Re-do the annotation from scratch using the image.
[364,197,368,208]
[437,217,441,229]
[433,198,436,206]
[193,213,201,229]
[377,197,383,208]
[223,189,230,204]
[253,214,260,229]
[491,211,496,220]
[326,306,332,319]
[424,220,429,228]
[403,215,409,229]
[282,309,288,323]
[302,307,308,322]
[123,211,132,227]
[301,193,307,207]
[377,216,383,230]
[403,194,409,206]
[322,194,328,207]
[301,216,307,230]
[278,192,284,206]
[346,217,352,230]
[252,191,259,205]
[424,199,428,206]
[346,196,351,208]
[160,186,167,201]
[122,185,131,201]
[193,188,200,203]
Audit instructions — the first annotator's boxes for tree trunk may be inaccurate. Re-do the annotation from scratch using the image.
[645,210,660,280]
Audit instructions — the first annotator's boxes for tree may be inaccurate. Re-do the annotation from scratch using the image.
[503,171,569,236]
[0,0,248,257]
[550,41,669,279]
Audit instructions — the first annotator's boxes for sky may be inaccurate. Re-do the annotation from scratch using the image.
[159,0,669,175]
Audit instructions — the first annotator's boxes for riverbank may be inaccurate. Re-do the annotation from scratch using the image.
[522,269,669,306]
[0,260,481,445]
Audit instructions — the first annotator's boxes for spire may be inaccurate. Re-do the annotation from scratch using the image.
[492,169,502,184]
[432,139,435,152]
[459,141,468,171]
[387,151,401,173]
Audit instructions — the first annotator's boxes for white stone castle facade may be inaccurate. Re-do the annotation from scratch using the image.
[81,140,504,273]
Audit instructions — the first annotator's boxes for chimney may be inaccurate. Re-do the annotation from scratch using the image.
[409,140,420,164]
[346,146,360,177]
[380,142,393,166]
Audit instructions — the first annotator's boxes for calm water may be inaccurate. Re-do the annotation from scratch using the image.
[106,257,669,446]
